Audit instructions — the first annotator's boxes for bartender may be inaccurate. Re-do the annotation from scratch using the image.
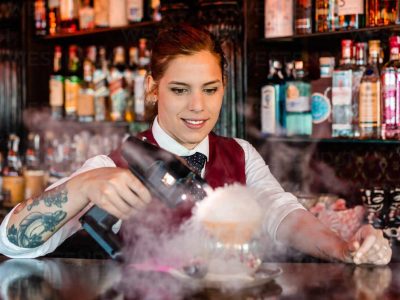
[0,24,392,265]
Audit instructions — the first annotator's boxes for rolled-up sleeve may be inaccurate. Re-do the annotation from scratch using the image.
[0,155,116,258]
[235,138,305,241]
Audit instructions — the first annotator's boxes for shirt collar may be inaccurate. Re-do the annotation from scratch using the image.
[152,116,209,160]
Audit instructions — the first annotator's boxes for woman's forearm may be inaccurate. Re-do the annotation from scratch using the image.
[276,209,350,262]
[6,176,89,248]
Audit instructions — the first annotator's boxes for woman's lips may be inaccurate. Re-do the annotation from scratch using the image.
[182,118,207,129]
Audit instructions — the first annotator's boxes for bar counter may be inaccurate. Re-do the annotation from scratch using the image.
[0,256,399,299]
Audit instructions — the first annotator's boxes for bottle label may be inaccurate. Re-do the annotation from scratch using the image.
[338,0,364,16]
[65,78,80,114]
[286,83,311,112]
[109,78,127,121]
[78,90,95,117]
[94,0,109,27]
[359,82,381,126]
[265,0,293,38]
[134,72,146,121]
[382,71,397,125]
[311,92,331,124]
[332,70,352,105]
[49,76,64,107]
[127,0,143,22]
[261,85,277,134]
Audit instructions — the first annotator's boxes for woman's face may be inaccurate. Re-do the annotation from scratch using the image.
[153,50,224,149]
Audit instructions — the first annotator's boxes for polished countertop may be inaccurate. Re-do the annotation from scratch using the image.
[0,256,399,299]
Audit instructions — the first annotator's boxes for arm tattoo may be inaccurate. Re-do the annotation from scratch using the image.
[7,211,67,248]
[13,184,68,215]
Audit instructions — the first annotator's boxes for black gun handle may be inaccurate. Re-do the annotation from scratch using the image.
[80,206,123,261]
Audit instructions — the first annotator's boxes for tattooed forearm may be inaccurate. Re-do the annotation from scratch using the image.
[7,211,67,248]
[13,184,68,215]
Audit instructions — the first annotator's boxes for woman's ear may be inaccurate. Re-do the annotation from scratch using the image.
[146,75,157,96]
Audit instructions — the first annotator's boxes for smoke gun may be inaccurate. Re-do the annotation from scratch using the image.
[79,136,210,261]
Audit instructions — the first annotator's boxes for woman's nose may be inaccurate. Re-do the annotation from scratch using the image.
[187,91,205,111]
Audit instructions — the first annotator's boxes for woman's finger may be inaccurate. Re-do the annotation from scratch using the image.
[353,235,376,263]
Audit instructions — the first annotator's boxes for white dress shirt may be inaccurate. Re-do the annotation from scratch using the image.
[0,117,304,258]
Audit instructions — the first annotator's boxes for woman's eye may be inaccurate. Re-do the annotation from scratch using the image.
[203,88,218,95]
[171,88,188,95]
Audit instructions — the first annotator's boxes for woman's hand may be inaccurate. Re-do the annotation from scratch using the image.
[343,225,392,265]
[68,167,152,220]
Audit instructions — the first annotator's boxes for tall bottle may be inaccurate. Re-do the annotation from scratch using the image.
[332,40,355,137]
[295,0,312,34]
[48,0,61,35]
[78,46,96,122]
[285,60,312,136]
[381,36,400,140]
[24,133,46,199]
[109,0,128,27]
[261,60,285,135]
[127,0,144,22]
[49,45,64,120]
[60,0,80,33]
[79,0,95,30]
[367,0,397,26]
[65,45,82,120]
[337,0,365,30]
[94,0,109,27]
[2,134,25,208]
[109,46,128,122]
[134,39,151,122]
[265,0,294,38]
[315,0,338,32]
[93,46,109,121]
[359,40,381,139]
[34,0,48,36]
[125,46,139,122]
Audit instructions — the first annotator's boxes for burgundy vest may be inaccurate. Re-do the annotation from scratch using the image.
[109,129,246,188]
[108,130,246,238]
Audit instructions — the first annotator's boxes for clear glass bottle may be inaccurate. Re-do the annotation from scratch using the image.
[359,40,381,139]
[332,39,355,137]
[265,0,294,38]
[2,134,25,207]
[93,46,109,121]
[367,0,397,26]
[49,45,64,120]
[315,0,338,32]
[109,46,128,122]
[295,0,312,34]
[79,0,95,30]
[78,46,96,122]
[337,0,365,30]
[261,60,286,135]
[285,60,312,136]
[60,0,80,33]
[381,36,400,139]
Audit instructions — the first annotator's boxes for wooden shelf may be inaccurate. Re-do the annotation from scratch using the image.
[262,24,400,43]
[41,21,159,41]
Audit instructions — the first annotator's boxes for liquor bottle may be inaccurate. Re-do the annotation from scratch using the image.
[295,0,312,34]
[79,0,95,30]
[265,0,294,38]
[24,133,46,199]
[48,0,61,35]
[127,0,144,22]
[381,36,400,140]
[65,45,82,120]
[285,60,312,136]
[93,46,109,121]
[138,38,151,70]
[49,45,64,120]
[261,60,285,135]
[94,0,109,27]
[78,46,96,122]
[367,0,397,26]
[34,0,47,36]
[315,0,338,32]
[337,0,365,30]
[359,40,381,139]
[311,57,335,138]
[143,0,162,22]
[60,0,80,33]
[2,134,25,207]
[332,40,355,137]
[125,47,139,122]
[109,46,128,122]
[109,0,128,27]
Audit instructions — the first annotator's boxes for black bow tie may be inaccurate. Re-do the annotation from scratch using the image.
[182,152,207,175]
